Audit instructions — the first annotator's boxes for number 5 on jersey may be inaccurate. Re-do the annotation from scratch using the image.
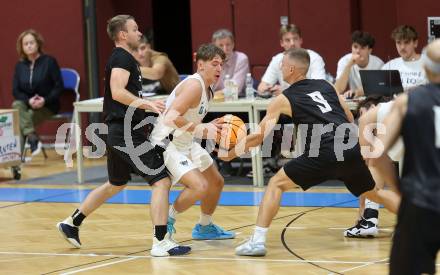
[307,91,332,113]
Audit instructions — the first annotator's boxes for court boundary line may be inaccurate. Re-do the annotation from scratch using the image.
[38,207,316,274]
[280,198,361,275]
[339,257,389,273]
[282,212,343,275]
[60,257,137,275]
[0,251,394,264]
[38,198,384,274]
[0,190,80,209]
[42,209,314,274]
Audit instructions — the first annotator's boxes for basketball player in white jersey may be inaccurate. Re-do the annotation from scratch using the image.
[344,98,403,237]
[150,44,235,240]
[344,25,427,237]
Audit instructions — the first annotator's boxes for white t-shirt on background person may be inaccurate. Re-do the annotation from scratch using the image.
[261,49,326,90]
[336,53,384,91]
[382,57,428,90]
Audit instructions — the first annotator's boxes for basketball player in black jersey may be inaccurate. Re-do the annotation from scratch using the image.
[56,15,190,257]
[220,48,400,256]
[372,39,440,275]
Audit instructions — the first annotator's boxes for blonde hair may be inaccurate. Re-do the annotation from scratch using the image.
[391,25,418,41]
[107,14,134,41]
[16,29,44,60]
[280,24,302,39]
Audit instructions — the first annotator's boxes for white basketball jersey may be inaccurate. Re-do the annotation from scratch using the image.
[150,73,211,151]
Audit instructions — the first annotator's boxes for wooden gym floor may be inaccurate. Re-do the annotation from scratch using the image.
[0,150,437,274]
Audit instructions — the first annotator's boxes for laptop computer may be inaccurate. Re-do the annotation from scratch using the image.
[359,70,404,97]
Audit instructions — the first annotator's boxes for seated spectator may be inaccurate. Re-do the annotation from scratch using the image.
[135,35,179,94]
[206,29,250,176]
[12,29,63,156]
[335,31,384,98]
[211,29,250,96]
[258,24,326,96]
[382,25,428,90]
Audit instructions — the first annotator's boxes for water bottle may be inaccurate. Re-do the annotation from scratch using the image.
[224,74,232,101]
[245,73,254,100]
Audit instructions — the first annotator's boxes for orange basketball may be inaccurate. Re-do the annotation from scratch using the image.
[217,114,247,150]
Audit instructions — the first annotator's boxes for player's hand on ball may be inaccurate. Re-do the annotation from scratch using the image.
[217,147,235,162]
[211,117,224,131]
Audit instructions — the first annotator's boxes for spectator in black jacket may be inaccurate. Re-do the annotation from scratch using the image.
[12,29,63,155]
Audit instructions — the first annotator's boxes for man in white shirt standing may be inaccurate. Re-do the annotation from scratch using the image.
[258,24,326,96]
[382,25,428,90]
[335,31,384,98]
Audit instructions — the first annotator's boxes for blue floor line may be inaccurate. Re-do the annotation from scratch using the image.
[0,188,360,207]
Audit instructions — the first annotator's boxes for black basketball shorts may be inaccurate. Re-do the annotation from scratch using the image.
[283,143,375,197]
[390,198,440,275]
[106,122,168,186]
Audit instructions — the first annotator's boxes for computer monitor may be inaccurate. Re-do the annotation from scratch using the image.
[359,70,404,97]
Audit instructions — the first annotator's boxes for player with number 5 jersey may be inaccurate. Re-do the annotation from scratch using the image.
[219,48,401,256]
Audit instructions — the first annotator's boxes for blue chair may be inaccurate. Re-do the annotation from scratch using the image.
[35,68,80,158]
[179,74,189,81]
[53,68,80,120]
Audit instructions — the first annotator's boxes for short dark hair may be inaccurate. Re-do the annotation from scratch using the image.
[352,30,375,48]
[195,43,226,62]
[280,24,301,39]
[391,25,418,41]
[285,48,310,67]
[355,95,391,118]
[107,14,134,41]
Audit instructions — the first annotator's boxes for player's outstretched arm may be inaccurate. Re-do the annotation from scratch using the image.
[110,68,165,113]
[219,95,290,161]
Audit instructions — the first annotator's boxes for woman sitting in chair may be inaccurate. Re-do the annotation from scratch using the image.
[12,29,63,156]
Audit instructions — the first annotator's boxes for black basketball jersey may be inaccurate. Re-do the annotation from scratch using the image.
[103,47,144,124]
[401,84,440,213]
[282,79,351,156]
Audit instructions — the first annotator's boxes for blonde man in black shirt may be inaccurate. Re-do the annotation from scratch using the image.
[56,15,190,257]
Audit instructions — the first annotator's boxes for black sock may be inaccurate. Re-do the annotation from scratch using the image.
[71,209,86,226]
[154,225,168,241]
[363,208,379,220]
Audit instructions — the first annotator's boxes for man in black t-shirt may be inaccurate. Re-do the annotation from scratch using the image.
[56,15,190,257]
[372,39,440,275]
[220,48,400,256]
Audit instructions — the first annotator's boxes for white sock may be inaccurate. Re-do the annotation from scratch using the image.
[169,205,179,220]
[252,226,268,243]
[199,213,212,226]
[365,199,380,210]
